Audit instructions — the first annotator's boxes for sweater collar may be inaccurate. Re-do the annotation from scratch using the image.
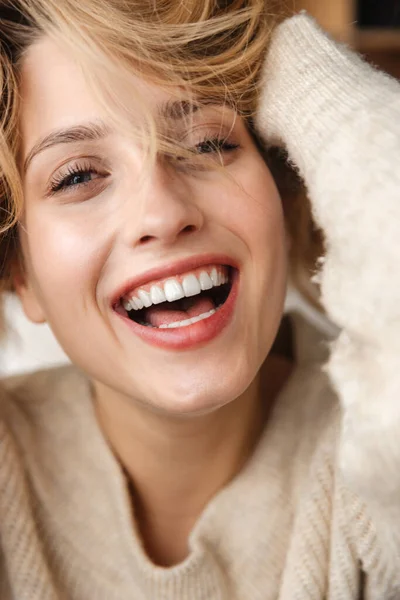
[15,314,332,599]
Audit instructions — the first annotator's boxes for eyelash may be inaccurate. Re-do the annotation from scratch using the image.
[49,162,107,195]
[48,135,240,195]
[191,136,240,155]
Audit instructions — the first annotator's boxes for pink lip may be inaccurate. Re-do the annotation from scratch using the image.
[110,253,239,308]
[114,268,239,350]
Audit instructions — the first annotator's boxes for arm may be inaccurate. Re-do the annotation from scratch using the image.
[255,11,400,566]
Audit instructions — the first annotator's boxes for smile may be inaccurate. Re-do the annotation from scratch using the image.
[122,265,231,329]
[114,256,239,350]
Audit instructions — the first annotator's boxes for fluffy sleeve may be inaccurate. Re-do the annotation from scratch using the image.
[255,12,400,562]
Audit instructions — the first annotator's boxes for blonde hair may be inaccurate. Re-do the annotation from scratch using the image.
[0,0,325,313]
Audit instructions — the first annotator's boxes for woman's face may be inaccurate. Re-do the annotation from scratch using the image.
[17,36,290,415]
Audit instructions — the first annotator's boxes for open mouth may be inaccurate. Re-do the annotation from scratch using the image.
[119,265,234,330]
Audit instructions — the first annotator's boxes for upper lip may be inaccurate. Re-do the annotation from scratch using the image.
[110,253,238,308]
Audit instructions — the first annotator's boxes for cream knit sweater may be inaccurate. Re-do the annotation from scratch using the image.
[1,13,400,600]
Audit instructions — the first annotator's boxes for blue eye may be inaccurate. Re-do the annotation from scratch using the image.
[48,158,112,197]
[50,168,97,193]
[66,171,93,187]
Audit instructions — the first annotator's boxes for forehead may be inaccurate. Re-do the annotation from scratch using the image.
[19,36,173,152]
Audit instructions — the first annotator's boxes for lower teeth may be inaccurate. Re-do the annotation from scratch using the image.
[158,308,216,329]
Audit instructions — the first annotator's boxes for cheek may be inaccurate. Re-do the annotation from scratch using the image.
[23,210,105,313]
[215,159,286,247]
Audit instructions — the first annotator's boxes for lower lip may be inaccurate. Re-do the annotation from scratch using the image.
[115,270,239,350]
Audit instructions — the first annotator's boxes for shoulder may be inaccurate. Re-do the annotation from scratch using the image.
[287,363,400,595]
[0,363,89,403]
[274,358,342,440]
[262,358,342,509]
[0,364,92,447]
[1,362,87,397]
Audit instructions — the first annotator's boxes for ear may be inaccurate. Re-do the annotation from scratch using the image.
[12,259,47,324]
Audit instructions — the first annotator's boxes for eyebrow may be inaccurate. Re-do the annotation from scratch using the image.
[23,100,218,173]
[23,121,110,174]
[158,99,200,120]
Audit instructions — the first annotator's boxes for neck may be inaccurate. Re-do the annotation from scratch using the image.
[93,355,291,566]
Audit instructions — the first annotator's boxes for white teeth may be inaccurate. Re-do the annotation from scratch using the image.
[123,297,142,311]
[133,296,144,310]
[199,271,213,290]
[210,268,219,287]
[124,266,230,311]
[217,271,227,285]
[150,285,166,305]
[164,279,185,302]
[138,289,152,308]
[159,309,216,328]
[123,299,132,311]
[182,274,201,297]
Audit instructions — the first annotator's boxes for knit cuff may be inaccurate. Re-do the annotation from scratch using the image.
[255,13,399,177]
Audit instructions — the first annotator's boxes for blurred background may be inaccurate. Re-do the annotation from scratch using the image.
[0,0,399,376]
[297,0,400,78]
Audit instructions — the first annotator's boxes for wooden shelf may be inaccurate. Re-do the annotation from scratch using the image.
[297,0,400,53]
[354,28,400,51]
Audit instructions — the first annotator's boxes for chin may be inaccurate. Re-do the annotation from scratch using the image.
[140,361,258,417]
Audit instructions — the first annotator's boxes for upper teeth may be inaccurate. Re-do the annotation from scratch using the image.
[123,267,228,311]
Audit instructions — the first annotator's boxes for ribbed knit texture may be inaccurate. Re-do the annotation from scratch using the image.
[256,12,400,591]
[1,13,400,599]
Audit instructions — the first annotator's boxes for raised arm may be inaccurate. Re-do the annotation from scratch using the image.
[255,11,400,567]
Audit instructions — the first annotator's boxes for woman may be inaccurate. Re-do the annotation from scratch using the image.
[0,1,399,598]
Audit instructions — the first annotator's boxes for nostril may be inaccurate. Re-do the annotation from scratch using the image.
[139,235,153,244]
[138,225,196,245]
[181,225,196,234]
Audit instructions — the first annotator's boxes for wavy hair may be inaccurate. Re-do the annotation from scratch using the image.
[0,0,325,315]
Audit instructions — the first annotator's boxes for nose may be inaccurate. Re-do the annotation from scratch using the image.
[121,163,204,249]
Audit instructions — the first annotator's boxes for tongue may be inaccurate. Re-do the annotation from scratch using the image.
[145,296,215,328]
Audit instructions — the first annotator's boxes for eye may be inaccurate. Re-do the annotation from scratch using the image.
[173,135,241,169]
[50,168,96,192]
[48,160,110,197]
[193,137,240,155]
